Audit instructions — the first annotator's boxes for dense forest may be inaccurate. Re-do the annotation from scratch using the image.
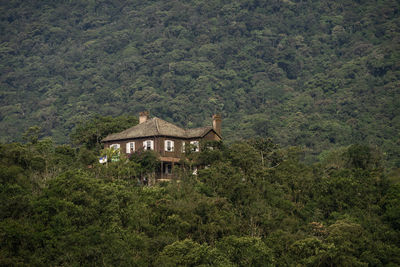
[1,0,400,265]
[1,0,400,166]
[1,119,400,265]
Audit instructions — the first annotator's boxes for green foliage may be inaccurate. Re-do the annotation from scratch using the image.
[156,239,231,267]
[130,150,160,175]
[345,144,381,170]
[0,0,399,167]
[290,237,334,266]
[383,183,400,230]
[70,115,138,150]
[0,132,399,264]
[217,236,275,266]
[22,126,41,144]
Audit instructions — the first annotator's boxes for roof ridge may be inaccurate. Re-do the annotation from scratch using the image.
[186,125,212,130]
[102,116,216,142]
[154,117,186,130]
[155,118,160,134]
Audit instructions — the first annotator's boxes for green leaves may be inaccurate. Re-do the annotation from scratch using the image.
[1,0,399,170]
[0,137,399,265]
[156,237,275,267]
[217,236,275,266]
[70,115,138,150]
[156,239,231,267]
[383,183,400,230]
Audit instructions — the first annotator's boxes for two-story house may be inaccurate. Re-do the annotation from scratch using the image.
[102,112,222,181]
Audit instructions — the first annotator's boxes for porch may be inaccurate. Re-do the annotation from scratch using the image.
[157,156,181,180]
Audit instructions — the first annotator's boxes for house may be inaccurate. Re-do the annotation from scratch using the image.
[102,112,222,181]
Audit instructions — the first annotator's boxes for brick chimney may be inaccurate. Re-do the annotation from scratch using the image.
[139,111,149,124]
[212,114,222,136]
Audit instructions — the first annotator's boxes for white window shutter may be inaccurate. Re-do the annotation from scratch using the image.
[143,140,154,150]
[126,142,135,153]
[165,140,174,152]
[190,141,199,152]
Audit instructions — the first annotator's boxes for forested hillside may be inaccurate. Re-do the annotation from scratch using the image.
[1,0,400,166]
[1,133,400,265]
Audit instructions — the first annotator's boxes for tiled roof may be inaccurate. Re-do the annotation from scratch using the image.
[102,117,214,142]
[185,126,213,138]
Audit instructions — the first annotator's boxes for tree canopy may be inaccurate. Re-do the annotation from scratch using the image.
[0,130,399,265]
[0,0,399,166]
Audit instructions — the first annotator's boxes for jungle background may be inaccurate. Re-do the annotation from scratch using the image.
[1,0,400,265]
[1,0,399,166]
[1,133,400,265]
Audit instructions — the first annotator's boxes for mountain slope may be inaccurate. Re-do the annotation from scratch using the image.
[1,0,399,165]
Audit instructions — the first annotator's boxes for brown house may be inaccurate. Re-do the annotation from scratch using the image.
[102,112,222,181]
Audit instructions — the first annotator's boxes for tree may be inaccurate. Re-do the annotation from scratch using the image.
[129,150,160,183]
[247,138,281,167]
[345,144,373,170]
[217,236,275,266]
[156,239,232,267]
[70,115,138,150]
[22,126,41,144]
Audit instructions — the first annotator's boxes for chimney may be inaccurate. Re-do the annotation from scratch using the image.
[139,111,149,124]
[212,114,222,137]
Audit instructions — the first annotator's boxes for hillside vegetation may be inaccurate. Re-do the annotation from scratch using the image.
[1,0,400,165]
[1,132,399,265]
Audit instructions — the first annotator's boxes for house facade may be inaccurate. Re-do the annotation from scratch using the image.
[101,112,222,181]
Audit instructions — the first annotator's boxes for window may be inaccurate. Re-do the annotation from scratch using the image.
[110,144,120,151]
[190,141,199,152]
[110,144,120,155]
[143,140,154,150]
[164,140,174,152]
[182,141,185,153]
[126,142,135,153]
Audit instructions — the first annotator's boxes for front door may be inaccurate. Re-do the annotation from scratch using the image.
[164,162,172,176]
